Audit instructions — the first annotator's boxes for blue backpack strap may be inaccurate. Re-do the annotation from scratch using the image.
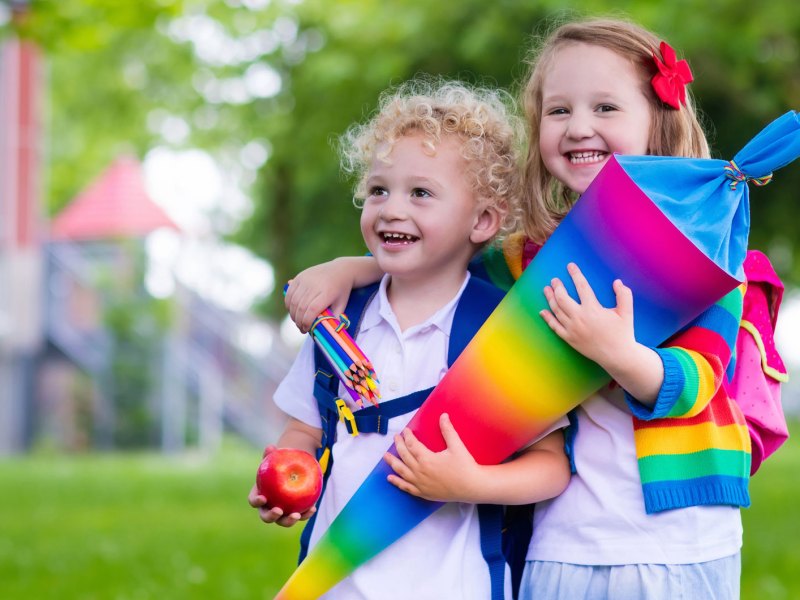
[299,283,380,562]
[448,276,505,366]
[342,388,432,435]
[501,503,533,600]
[478,504,507,600]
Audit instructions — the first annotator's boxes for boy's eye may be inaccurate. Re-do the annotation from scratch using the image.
[411,188,431,198]
[368,186,388,197]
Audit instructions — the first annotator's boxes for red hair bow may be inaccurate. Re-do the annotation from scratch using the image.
[651,41,693,109]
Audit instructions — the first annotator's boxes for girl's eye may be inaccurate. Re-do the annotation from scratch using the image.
[546,107,569,116]
[597,104,617,113]
[411,188,432,198]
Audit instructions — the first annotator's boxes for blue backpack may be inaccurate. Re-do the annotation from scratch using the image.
[298,276,530,600]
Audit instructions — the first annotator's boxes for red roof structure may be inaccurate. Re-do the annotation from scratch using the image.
[51,156,178,241]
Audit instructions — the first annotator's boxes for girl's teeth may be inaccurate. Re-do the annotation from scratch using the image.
[569,151,605,164]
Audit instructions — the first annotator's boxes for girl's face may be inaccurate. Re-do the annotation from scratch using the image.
[539,42,652,195]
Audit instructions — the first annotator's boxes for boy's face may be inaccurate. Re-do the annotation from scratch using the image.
[360,133,498,286]
[539,42,652,195]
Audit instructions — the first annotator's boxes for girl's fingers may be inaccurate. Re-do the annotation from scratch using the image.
[613,279,633,317]
[299,296,319,334]
[283,279,296,309]
[545,282,570,322]
[330,298,348,318]
[284,281,303,322]
[567,263,598,305]
[550,278,579,316]
[540,309,567,338]
[543,285,561,316]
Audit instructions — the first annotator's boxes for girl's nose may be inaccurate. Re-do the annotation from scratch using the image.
[565,112,594,140]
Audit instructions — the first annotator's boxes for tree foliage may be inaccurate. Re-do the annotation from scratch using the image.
[4,0,800,315]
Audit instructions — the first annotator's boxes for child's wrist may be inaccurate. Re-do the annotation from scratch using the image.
[600,340,644,379]
[593,339,634,377]
[463,464,492,504]
[604,342,663,403]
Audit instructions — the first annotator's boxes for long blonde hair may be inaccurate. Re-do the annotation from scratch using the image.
[520,17,710,243]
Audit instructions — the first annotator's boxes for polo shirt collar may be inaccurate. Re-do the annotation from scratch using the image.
[358,273,471,337]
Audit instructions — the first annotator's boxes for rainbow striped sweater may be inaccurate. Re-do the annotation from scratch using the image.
[628,284,750,513]
[474,233,751,513]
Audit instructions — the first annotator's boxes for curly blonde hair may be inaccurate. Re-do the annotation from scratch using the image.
[519,17,711,243]
[339,77,525,238]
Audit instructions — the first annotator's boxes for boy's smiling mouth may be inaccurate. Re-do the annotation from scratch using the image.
[567,150,607,165]
[380,232,419,245]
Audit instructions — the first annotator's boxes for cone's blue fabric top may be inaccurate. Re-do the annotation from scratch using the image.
[615,111,800,281]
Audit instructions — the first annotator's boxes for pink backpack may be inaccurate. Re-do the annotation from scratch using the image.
[728,250,790,475]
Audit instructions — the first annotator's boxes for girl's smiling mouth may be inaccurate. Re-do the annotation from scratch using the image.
[567,150,608,165]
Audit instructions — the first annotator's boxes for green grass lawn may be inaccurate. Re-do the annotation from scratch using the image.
[0,438,300,599]
[741,420,800,600]
[1,426,798,599]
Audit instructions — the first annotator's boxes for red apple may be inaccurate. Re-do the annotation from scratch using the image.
[256,448,323,514]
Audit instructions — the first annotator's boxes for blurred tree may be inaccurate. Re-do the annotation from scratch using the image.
[234,0,559,313]
[4,0,800,316]
[5,0,191,213]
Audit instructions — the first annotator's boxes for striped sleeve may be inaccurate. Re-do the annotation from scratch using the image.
[628,284,745,420]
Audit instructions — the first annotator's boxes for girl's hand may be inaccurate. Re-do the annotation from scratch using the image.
[285,260,355,333]
[384,413,482,503]
[540,262,637,370]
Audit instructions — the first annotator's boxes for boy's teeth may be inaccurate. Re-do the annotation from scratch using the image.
[383,233,416,242]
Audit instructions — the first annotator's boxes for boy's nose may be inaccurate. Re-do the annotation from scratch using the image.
[378,193,407,220]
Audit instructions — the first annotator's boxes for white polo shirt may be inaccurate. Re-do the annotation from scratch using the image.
[527,391,742,566]
[275,273,512,600]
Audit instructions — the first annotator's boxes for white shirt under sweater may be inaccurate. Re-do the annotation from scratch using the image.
[274,274,512,600]
[527,391,742,566]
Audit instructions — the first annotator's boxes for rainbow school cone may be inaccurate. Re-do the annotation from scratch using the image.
[276,112,800,599]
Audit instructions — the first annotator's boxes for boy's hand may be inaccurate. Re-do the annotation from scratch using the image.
[540,262,637,369]
[248,482,316,527]
[384,413,481,503]
[248,445,317,527]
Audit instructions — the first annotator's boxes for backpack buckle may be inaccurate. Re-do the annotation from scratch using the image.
[335,398,359,436]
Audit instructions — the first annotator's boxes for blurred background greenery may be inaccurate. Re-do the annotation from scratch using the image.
[4,0,800,314]
[1,423,798,599]
[1,0,798,598]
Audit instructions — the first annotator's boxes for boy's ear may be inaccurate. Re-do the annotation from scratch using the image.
[470,205,502,245]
